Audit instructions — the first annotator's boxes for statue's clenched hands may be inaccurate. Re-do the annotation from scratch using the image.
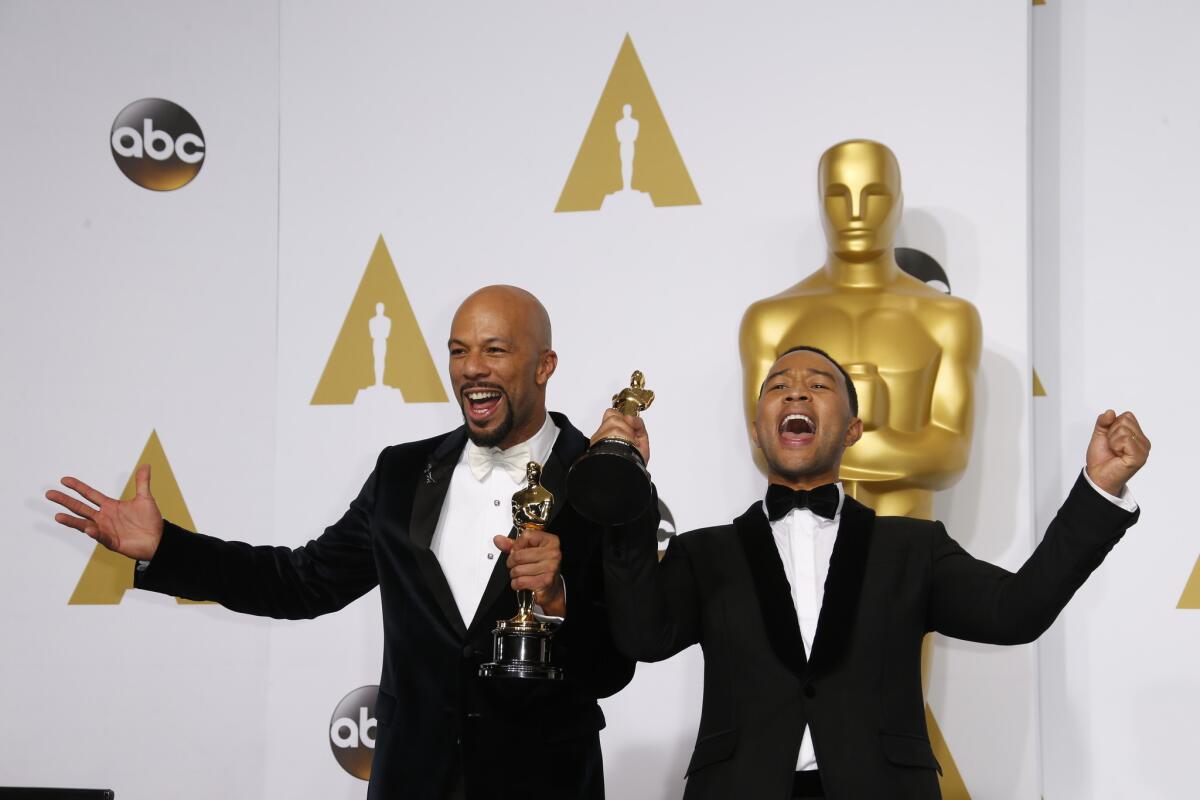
[46,464,164,561]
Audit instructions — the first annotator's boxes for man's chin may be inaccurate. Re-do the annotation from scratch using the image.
[766,456,834,485]
[465,415,513,449]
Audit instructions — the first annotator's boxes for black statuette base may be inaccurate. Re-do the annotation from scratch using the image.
[567,437,652,525]
[478,618,562,680]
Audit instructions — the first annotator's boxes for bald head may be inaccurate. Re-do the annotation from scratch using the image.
[447,285,558,449]
[454,285,552,351]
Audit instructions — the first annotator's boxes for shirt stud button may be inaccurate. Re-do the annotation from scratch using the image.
[494,500,501,507]
[487,553,495,560]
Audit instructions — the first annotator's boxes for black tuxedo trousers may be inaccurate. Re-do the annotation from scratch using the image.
[604,474,1138,800]
[136,413,636,799]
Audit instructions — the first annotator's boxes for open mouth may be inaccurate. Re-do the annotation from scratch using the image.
[779,413,815,444]
[463,386,504,422]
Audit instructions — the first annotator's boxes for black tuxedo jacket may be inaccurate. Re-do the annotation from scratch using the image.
[603,474,1138,799]
[136,412,636,799]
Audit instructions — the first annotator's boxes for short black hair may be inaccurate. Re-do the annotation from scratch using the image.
[766,345,859,417]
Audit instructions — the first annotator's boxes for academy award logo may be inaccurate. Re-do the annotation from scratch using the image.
[1179,557,1200,609]
[556,34,699,213]
[69,430,208,605]
[311,236,447,406]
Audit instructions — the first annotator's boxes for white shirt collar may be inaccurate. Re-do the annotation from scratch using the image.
[464,412,560,482]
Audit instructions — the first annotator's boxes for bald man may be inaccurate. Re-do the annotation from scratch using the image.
[47,286,638,800]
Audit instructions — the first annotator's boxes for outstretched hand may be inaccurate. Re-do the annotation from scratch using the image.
[493,529,565,617]
[589,408,650,465]
[45,464,164,561]
[1085,410,1150,497]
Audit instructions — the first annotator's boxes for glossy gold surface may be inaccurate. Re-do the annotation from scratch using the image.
[612,370,655,417]
[739,139,982,521]
[510,461,555,624]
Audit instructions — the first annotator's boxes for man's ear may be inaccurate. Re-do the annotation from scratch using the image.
[750,421,761,450]
[537,349,558,386]
[844,416,864,447]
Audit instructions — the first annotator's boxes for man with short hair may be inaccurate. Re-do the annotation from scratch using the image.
[596,345,1148,799]
[47,285,637,800]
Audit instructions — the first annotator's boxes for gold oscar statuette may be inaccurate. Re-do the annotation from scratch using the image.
[567,370,654,525]
[479,461,563,681]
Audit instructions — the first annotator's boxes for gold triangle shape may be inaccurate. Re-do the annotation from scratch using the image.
[1033,369,1047,397]
[310,236,448,405]
[555,34,700,212]
[1178,556,1200,609]
[69,430,207,605]
[926,702,971,798]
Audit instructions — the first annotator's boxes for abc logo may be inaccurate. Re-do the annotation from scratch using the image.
[329,685,378,781]
[110,98,205,191]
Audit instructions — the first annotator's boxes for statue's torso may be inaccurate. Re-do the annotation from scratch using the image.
[741,273,979,520]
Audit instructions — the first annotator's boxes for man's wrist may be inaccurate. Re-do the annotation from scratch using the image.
[1083,467,1138,513]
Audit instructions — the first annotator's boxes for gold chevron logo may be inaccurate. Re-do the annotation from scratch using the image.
[69,430,207,605]
[1178,556,1200,609]
[555,34,700,213]
[1033,369,1047,397]
[311,236,447,405]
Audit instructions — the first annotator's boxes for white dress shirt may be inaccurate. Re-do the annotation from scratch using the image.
[430,414,559,627]
[765,484,845,772]
[765,471,1135,773]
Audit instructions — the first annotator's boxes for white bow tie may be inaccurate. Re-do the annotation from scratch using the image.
[466,441,532,482]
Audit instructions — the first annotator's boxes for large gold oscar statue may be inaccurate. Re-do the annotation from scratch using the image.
[739,140,981,798]
[739,139,981,520]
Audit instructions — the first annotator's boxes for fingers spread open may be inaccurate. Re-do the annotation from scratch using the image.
[53,512,92,533]
[60,477,112,506]
[46,490,97,520]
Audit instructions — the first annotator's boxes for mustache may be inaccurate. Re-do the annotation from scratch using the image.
[459,381,506,395]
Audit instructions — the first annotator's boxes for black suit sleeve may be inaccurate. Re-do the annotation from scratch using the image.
[134,469,380,620]
[602,489,702,662]
[554,518,638,699]
[928,471,1138,644]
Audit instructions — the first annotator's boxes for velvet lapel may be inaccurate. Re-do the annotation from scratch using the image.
[466,412,588,635]
[409,427,468,638]
[735,501,807,680]
[806,495,875,677]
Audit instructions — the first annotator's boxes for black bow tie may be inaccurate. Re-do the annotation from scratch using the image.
[765,483,840,522]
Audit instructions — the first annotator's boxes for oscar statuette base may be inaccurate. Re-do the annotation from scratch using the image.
[478,618,562,681]
[567,437,652,525]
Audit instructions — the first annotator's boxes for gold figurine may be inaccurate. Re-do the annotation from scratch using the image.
[568,371,655,525]
[479,461,562,680]
[739,139,982,521]
[612,370,655,417]
[509,462,554,624]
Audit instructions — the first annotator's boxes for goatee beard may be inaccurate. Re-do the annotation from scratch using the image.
[465,408,514,449]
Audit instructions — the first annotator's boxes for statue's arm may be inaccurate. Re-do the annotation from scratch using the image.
[738,304,786,430]
[840,302,982,489]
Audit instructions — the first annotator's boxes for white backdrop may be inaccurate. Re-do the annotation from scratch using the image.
[1033,2,1200,799]
[2,1,1042,798]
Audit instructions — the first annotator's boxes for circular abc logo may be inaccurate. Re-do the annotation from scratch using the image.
[110,98,205,191]
[329,685,378,781]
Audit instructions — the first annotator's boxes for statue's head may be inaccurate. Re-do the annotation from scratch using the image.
[818,140,902,261]
[622,103,633,117]
[375,302,385,314]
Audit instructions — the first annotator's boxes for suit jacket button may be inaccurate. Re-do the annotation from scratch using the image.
[462,644,475,658]
[803,684,816,698]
